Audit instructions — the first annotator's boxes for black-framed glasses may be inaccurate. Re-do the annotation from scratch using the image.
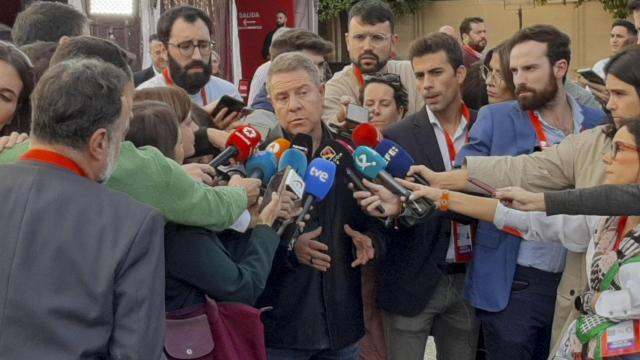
[480,65,504,83]
[166,40,216,57]
[363,73,401,86]
[611,140,640,160]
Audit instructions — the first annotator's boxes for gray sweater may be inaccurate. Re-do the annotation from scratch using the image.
[545,184,640,215]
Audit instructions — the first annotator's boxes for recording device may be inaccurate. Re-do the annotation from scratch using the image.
[214,164,247,181]
[287,158,337,250]
[577,68,605,86]
[246,151,278,184]
[375,139,430,185]
[353,146,433,219]
[210,95,246,118]
[265,138,292,159]
[208,125,262,169]
[352,122,383,148]
[346,103,370,125]
[277,148,308,177]
[291,133,313,160]
[318,140,386,214]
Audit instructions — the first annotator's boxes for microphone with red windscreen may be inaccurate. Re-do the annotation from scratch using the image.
[352,122,383,148]
[209,125,262,169]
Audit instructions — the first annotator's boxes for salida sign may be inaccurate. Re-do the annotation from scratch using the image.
[235,0,296,84]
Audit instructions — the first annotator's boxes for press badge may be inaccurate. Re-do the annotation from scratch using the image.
[454,223,473,263]
[602,320,640,357]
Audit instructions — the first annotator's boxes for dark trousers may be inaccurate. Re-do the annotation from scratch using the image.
[477,265,561,360]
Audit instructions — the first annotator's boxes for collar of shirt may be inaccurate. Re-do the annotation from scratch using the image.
[152,65,162,76]
[20,148,88,178]
[425,105,469,140]
[534,94,584,144]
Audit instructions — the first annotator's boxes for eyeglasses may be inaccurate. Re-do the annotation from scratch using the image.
[349,32,392,46]
[363,73,401,86]
[611,141,640,160]
[166,40,216,57]
[480,65,504,83]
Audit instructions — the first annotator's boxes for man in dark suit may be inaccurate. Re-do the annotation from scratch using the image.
[357,33,480,359]
[0,58,165,359]
[134,33,167,86]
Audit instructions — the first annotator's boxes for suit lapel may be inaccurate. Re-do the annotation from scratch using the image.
[411,109,446,172]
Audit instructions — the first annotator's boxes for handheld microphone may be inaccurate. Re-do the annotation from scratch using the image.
[291,133,313,160]
[352,123,383,148]
[287,158,337,250]
[319,140,385,214]
[209,125,262,169]
[215,164,247,181]
[246,151,278,183]
[265,138,291,159]
[375,139,429,185]
[278,148,308,177]
[353,146,433,218]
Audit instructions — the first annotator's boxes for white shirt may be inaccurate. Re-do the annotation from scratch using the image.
[248,61,271,106]
[137,73,241,106]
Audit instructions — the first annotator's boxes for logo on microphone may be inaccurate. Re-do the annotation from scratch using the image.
[309,166,329,182]
[242,126,258,139]
[356,154,376,170]
[383,146,398,162]
[267,142,280,153]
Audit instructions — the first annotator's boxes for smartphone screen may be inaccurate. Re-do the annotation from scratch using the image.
[346,103,370,124]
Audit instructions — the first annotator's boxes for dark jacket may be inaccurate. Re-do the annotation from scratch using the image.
[256,125,388,350]
[545,184,640,216]
[164,224,280,311]
[134,66,155,87]
[378,107,477,316]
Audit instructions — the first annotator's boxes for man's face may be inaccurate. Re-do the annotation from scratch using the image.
[463,22,488,52]
[510,41,563,111]
[167,17,212,94]
[610,25,635,53]
[412,50,465,114]
[99,81,134,183]
[269,70,324,137]
[276,13,287,27]
[345,17,397,74]
[605,74,640,128]
[301,49,327,82]
[150,39,168,71]
[634,10,640,44]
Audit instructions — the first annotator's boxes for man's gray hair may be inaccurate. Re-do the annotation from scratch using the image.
[31,58,129,150]
[267,52,321,95]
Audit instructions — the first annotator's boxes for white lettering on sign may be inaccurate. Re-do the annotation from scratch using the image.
[238,12,260,18]
[356,154,376,169]
[310,166,329,182]
[383,147,398,162]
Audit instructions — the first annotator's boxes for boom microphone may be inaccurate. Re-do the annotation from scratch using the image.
[246,151,278,183]
[265,138,291,159]
[375,139,429,185]
[209,125,262,169]
[352,122,383,148]
[278,148,308,177]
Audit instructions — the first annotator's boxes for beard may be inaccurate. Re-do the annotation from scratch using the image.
[352,50,388,74]
[168,53,212,95]
[277,21,286,27]
[99,140,119,184]
[469,39,487,53]
[515,73,559,111]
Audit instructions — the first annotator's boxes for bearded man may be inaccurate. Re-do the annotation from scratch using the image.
[460,17,488,67]
[138,6,240,107]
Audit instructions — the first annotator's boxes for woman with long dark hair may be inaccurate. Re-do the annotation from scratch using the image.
[0,41,34,137]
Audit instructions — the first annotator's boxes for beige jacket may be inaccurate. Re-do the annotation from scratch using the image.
[322,61,424,124]
[465,125,611,355]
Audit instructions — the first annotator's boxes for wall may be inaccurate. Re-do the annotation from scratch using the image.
[392,0,618,76]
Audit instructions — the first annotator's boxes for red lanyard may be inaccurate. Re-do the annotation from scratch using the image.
[20,149,88,178]
[527,111,549,149]
[443,104,472,166]
[354,66,365,88]
[162,68,208,104]
[615,216,629,250]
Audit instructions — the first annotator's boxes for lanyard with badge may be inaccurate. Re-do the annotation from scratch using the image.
[444,104,474,263]
[600,216,640,358]
[162,68,209,105]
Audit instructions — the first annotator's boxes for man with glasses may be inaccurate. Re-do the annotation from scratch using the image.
[322,0,424,125]
[138,6,240,107]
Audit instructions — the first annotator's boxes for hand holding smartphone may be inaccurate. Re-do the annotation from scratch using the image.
[346,103,370,125]
[577,68,605,86]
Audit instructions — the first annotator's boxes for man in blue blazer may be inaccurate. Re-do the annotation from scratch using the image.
[456,25,605,359]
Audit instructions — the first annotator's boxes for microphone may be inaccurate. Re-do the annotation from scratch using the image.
[246,151,278,183]
[287,158,337,250]
[209,125,262,169]
[353,146,433,218]
[265,138,291,159]
[319,140,385,214]
[291,133,313,160]
[278,148,308,177]
[352,123,383,148]
[375,139,429,185]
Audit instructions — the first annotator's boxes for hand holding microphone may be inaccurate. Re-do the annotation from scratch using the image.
[375,140,430,185]
[209,125,262,169]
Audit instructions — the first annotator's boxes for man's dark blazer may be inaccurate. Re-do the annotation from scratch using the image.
[134,66,155,87]
[377,107,477,316]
